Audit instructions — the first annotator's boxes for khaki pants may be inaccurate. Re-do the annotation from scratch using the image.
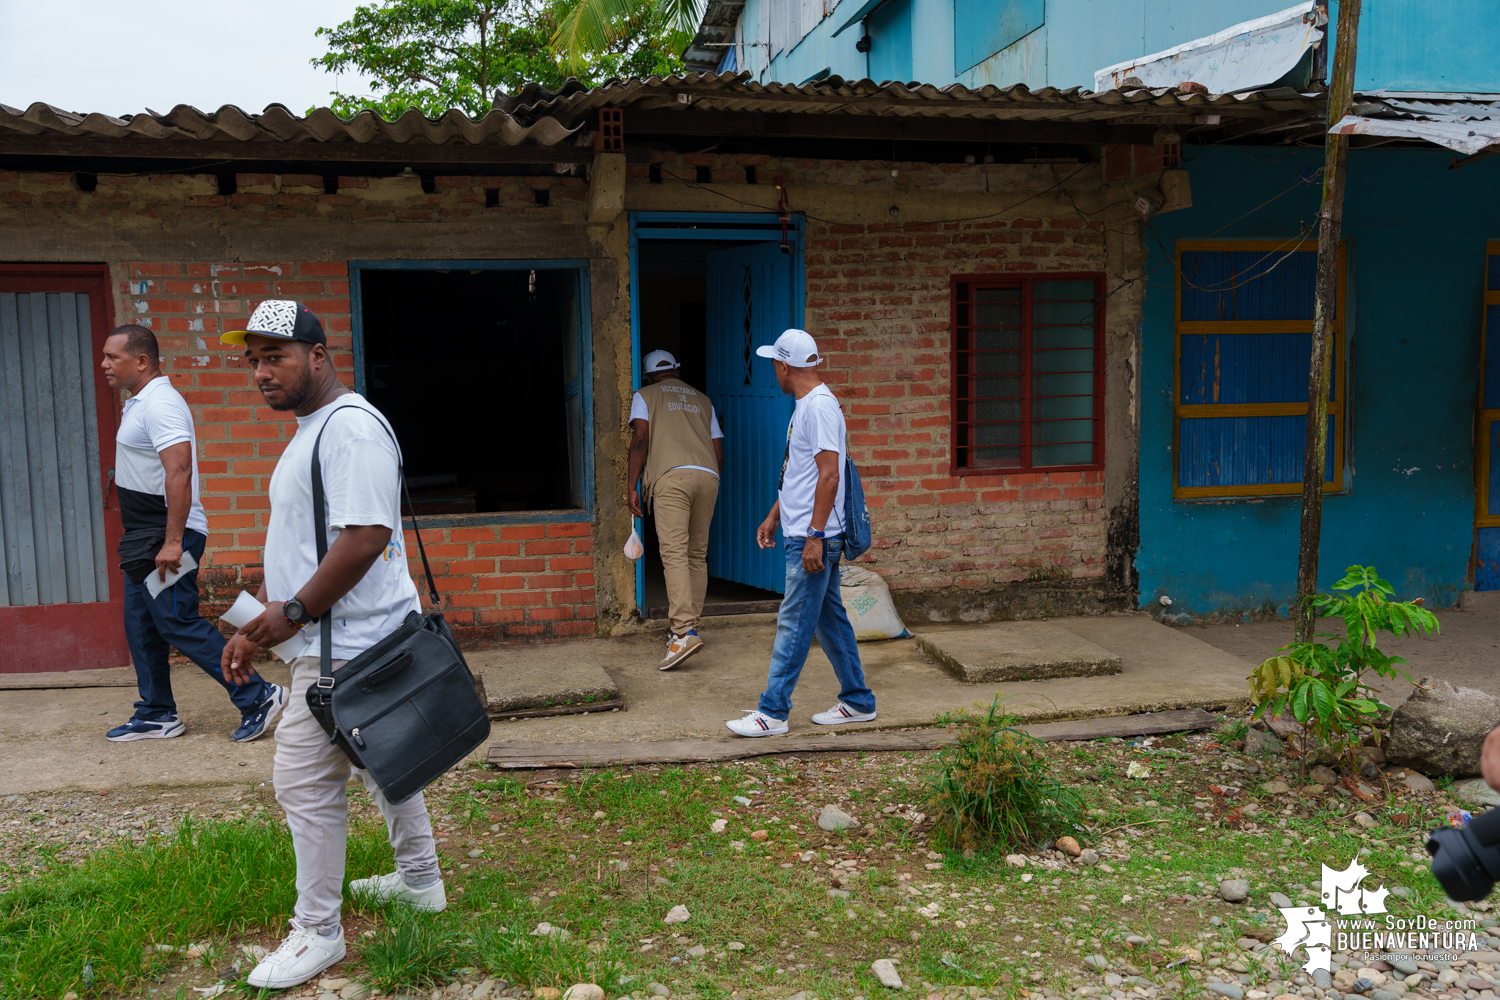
[273,656,440,934]
[652,469,720,635]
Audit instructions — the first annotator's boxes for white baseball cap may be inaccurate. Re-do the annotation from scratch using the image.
[755,328,823,367]
[643,349,680,372]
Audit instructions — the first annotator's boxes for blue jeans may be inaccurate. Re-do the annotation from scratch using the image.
[122,528,272,720]
[757,535,875,721]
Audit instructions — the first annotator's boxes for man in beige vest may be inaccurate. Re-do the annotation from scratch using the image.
[627,350,725,669]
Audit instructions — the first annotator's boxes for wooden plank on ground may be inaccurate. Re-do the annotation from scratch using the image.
[490,698,626,721]
[0,667,135,690]
[483,708,1219,768]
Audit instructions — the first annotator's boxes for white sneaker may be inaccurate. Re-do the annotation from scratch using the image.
[349,870,448,912]
[725,709,790,738]
[811,702,878,726]
[246,923,346,988]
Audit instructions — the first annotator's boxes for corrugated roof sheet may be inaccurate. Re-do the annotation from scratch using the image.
[0,101,578,147]
[0,72,1325,152]
[1330,92,1500,158]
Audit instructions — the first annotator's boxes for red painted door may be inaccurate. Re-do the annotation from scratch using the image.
[0,265,128,672]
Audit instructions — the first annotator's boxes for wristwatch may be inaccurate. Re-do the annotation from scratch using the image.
[283,596,316,630]
[807,528,827,539]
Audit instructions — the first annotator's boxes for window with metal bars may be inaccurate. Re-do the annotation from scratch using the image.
[950,274,1105,474]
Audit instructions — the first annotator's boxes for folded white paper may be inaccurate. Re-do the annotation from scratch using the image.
[144,550,198,599]
[221,590,311,663]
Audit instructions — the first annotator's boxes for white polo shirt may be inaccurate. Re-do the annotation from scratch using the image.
[115,376,209,536]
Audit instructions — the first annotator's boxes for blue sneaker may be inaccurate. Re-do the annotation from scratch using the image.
[106,715,184,741]
[232,684,287,743]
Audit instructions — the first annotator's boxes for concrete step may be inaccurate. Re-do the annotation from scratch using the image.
[467,644,620,716]
[914,621,1123,683]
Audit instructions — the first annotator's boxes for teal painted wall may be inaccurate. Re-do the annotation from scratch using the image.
[741,0,1500,94]
[1139,146,1496,615]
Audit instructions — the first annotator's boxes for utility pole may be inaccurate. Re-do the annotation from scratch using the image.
[1295,0,1361,642]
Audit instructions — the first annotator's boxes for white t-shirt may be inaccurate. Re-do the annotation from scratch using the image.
[263,393,420,659]
[630,389,724,477]
[777,383,846,539]
[114,375,210,536]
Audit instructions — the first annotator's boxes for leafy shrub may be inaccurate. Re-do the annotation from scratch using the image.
[1248,565,1438,763]
[925,696,1081,852]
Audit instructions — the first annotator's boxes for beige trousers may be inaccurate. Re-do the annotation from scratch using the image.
[273,655,440,934]
[652,468,720,635]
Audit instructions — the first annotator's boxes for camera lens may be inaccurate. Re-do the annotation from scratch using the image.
[1428,826,1496,902]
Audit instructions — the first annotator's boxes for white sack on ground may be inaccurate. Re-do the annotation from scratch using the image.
[839,564,911,641]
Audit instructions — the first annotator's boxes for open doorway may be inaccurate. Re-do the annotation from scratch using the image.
[632,220,803,618]
[356,265,591,515]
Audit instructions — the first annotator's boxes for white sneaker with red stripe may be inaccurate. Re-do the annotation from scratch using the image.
[811,702,877,726]
[725,709,789,737]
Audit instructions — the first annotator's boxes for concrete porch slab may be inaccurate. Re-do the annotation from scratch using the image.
[466,644,620,715]
[914,621,1122,683]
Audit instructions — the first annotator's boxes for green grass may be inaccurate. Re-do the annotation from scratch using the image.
[0,816,393,999]
[0,732,1462,1000]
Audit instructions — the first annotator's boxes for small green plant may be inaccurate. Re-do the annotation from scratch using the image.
[1248,565,1438,763]
[359,908,465,992]
[1216,716,1250,744]
[925,695,1082,852]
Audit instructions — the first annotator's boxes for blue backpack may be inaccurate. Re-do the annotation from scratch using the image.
[842,450,871,562]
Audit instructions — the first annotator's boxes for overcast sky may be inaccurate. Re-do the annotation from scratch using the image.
[0,0,375,116]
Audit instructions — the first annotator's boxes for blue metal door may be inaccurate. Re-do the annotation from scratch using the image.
[705,242,797,593]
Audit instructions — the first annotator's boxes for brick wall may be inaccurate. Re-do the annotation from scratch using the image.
[805,217,1109,595]
[111,255,595,642]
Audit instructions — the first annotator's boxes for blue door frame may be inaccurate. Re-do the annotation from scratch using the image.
[628,212,806,615]
[349,258,595,518]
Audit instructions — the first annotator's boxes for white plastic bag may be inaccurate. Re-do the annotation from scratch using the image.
[624,527,645,561]
[838,564,911,641]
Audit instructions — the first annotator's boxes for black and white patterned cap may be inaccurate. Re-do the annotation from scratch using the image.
[220,299,326,347]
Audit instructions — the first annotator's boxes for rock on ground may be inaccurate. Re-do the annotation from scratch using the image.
[663,905,691,925]
[818,804,859,830]
[562,986,604,1000]
[1454,778,1500,807]
[1269,892,1294,908]
[1205,984,1244,999]
[1220,879,1250,903]
[1083,954,1109,971]
[1308,765,1339,785]
[1386,677,1500,777]
[1245,729,1283,755]
[1056,836,1081,856]
[871,959,904,989]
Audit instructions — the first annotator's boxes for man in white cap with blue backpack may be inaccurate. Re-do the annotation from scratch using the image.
[726,329,876,736]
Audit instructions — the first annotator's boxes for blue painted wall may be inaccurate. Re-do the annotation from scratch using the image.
[1139,146,1496,613]
[738,0,1500,94]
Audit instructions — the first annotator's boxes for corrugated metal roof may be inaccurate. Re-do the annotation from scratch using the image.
[1330,92,1500,158]
[0,72,1325,153]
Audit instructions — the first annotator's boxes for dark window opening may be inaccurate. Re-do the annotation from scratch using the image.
[951,274,1104,474]
[323,175,339,195]
[534,188,550,207]
[361,268,588,513]
[216,172,237,197]
[418,172,436,194]
[74,172,98,192]
[744,165,758,185]
[649,164,663,184]
[695,165,712,184]
[485,188,500,208]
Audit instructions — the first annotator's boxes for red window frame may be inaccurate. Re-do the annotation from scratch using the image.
[949,272,1106,476]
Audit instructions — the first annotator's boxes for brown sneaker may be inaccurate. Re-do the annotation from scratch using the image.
[660,631,703,670]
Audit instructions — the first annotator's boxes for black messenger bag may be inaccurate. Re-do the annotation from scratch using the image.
[304,405,490,805]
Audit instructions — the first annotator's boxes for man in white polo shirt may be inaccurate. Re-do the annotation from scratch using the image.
[627,350,725,669]
[100,324,285,743]
[726,329,876,737]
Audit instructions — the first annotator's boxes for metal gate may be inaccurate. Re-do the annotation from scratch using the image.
[0,267,126,674]
[0,292,111,607]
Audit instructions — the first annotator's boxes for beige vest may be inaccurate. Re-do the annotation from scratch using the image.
[639,378,718,505]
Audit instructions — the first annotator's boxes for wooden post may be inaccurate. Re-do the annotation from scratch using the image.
[1295,0,1362,642]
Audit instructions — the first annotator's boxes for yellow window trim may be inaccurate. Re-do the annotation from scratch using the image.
[1172,240,1347,501]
